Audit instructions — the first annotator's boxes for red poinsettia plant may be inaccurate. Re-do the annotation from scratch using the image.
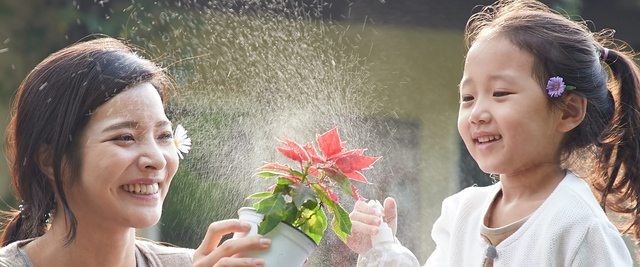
[248,127,380,244]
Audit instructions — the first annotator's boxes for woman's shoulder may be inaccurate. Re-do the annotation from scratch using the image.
[135,239,194,266]
[0,239,32,267]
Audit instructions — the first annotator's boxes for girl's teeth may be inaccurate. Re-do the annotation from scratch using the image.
[122,183,159,195]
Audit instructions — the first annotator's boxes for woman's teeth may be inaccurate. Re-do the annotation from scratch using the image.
[477,135,502,143]
[122,183,159,195]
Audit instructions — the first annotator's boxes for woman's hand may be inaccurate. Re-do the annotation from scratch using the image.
[193,219,271,267]
[346,197,397,254]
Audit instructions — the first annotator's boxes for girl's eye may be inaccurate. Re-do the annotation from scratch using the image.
[112,135,134,142]
[461,96,474,102]
[494,91,511,97]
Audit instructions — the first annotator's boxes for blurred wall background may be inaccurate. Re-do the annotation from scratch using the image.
[1,0,639,266]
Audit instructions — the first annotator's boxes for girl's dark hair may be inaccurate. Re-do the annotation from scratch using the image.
[465,0,640,240]
[1,36,170,246]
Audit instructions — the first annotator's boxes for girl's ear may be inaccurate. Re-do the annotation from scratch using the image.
[557,93,587,133]
[36,144,55,181]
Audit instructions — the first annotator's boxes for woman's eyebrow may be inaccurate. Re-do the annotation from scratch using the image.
[156,120,172,129]
[101,121,138,133]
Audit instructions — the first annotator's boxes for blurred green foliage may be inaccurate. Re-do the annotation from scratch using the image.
[0,0,160,103]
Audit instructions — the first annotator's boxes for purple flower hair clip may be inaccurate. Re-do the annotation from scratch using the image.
[546,76,576,97]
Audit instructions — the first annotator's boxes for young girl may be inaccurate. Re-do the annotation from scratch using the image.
[348,0,638,265]
[0,37,270,266]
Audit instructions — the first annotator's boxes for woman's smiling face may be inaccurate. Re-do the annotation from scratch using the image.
[67,82,178,230]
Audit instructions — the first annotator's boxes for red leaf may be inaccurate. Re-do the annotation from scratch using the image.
[326,149,364,162]
[334,153,380,174]
[316,127,344,159]
[303,143,325,164]
[276,147,304,162]
[350,184,366,201]
[277,137,309,163]
[317,167,341,180]
[258,163,290,171]
[308,166,320,177]
[282,173,302,183]
[345,171,370,183]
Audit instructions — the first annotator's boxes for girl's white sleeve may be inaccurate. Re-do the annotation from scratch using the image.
[423,199,452,267]
[570,220,633,266]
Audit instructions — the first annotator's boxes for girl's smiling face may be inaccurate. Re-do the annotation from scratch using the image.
[67,82,178,230]
[458,36,565,175]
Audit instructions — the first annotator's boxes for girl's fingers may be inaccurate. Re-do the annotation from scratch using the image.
[196,236,271,267]
[350,220,379,236]
[383,197,398,236]
[383,197,397,223]
[353,200,381,215]
[349,209,382,228]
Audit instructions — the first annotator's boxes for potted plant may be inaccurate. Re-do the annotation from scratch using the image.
[236,127,380,266]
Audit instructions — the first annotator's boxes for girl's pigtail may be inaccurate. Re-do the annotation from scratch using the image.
[594,47,640,239]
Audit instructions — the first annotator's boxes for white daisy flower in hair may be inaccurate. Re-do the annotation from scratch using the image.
[174,124,191,159]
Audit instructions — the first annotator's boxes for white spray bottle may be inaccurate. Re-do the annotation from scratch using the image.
[357,200,421,267]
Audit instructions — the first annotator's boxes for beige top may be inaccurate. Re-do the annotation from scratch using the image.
[0,238,194,267]
[480,190,531,267]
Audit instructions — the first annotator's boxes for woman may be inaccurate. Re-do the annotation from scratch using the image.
[0,37,270,267]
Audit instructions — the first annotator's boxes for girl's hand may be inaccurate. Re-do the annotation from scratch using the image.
[193,219,271,267]
[346,197,397,254]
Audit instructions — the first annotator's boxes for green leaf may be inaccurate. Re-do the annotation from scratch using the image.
[298,208,326,244]
[325,167,355,196]
[307,208,327,237]
[277,177,295,185]
[329,204,352,242]
[290,184,317,209]
[306,232,322,244]
[246,192,272,199]
[288,169,305,178]
[255,193,285,235]
[255,171,283,178]
[282,202,298,224]
[309,183,352,242]
[332,217,347,242]
[302,200,318,210]
[311,184,338,207]
[272,184,291,194]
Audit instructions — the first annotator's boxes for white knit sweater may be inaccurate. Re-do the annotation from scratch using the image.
[424,171,633,266]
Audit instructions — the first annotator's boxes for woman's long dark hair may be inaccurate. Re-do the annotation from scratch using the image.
[466,0,640,241]
[1,37,170,246]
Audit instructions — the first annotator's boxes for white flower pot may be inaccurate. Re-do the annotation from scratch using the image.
[234,207,318,267]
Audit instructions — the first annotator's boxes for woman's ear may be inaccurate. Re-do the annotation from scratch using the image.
[557,93,587,133]
[36,144,55,181]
